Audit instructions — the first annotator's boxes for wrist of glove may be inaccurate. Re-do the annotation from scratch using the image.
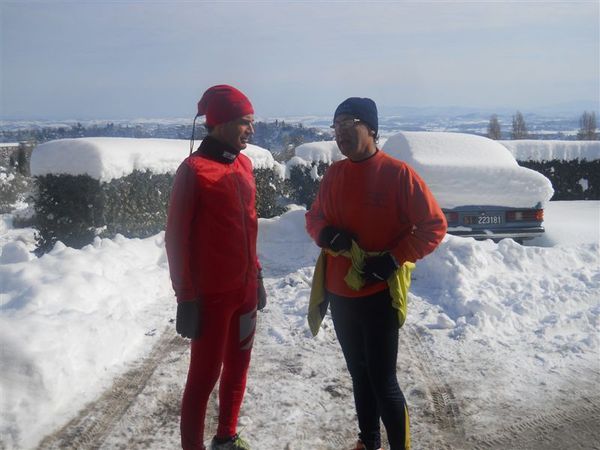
[257,270,267,311]
[363,253,399,282]
[176,300,201,339]
[318,225,353,253]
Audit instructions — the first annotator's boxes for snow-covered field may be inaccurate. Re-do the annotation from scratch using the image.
[0,199,598,449]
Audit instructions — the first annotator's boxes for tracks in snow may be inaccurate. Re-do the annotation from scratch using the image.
[401,324,466,449]
[37,327,188,450]
[400,323,600,450]
[35,319,600,449]
[467,396,600,450]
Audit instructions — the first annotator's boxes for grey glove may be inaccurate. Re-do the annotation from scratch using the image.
[257,270,267,311]
[176,300,200,339]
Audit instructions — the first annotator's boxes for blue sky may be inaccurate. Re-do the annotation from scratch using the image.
[1,1,599,120]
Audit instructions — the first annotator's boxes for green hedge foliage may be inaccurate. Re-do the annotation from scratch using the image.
[34,171,171,254]
[31,157,598,254]
[518,159,600,200]
[33,166,289,254]
[254,168,286,218]
[284,161,330,208]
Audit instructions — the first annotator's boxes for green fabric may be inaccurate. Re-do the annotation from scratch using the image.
[308,250,327,337]
[308,241,415,337]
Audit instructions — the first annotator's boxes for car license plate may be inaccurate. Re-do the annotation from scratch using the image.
[463,214,504,226]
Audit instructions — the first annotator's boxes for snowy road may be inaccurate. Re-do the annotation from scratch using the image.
[35,290,600,450]
[2,202,599,450]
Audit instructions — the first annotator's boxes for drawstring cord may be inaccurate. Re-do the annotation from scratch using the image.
[189,114,199,156]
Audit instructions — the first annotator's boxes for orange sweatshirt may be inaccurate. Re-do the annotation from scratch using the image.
[305,150,447,297]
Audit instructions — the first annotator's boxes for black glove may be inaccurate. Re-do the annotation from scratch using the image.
[176,301,200,339]
[257,270,267,311]
[363,253,399,282]
[318,226,353,252]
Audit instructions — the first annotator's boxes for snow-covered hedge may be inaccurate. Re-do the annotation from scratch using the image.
[289,136,599,208]
[26,136,600,253]
[0,145,33,213]
[284,141,344,207]
[500,140,600,200]
[31,138,285,253]
[500,140,600,162]
[33,171,172,254]
[516,159,599,200]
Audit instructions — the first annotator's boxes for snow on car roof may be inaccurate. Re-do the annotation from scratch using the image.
[30,137,276,182]
[382,131,554,209]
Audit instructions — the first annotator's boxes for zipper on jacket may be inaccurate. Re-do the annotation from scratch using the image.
[231,163,252,284]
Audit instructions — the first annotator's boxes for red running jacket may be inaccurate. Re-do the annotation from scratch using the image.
[165,138,259,302]
[305,150,447,298]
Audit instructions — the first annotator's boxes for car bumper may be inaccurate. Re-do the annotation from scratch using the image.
[447,226,545,241]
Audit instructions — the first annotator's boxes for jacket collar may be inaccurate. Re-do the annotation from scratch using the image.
[195,135,240,164]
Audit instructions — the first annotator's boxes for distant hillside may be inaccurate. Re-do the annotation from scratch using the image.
[0,120,331,159]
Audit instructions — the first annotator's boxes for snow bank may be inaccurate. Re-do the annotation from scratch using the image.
[257,205,320,276]
[382,132,554,208]
[0,201,598,448]
[0,233,174,449]
[241,144,285,176]
[413,235,599,339]
[500,140,600,162]
[286,141,345,180]
[31,138,275,181]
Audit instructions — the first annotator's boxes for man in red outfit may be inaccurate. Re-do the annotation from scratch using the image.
[165,85,267,450]
[306,97,447,450]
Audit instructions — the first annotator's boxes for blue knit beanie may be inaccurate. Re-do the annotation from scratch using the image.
[334,97,378,134]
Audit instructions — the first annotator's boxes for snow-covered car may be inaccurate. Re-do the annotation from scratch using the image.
[382,132,554,242]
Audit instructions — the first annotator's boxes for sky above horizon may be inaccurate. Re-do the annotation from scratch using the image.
[1,1,599,121]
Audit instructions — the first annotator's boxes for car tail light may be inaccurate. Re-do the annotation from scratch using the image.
[506,209,544,222]
[444,211,459,224]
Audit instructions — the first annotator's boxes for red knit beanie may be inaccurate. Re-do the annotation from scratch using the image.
[197,85,254,127]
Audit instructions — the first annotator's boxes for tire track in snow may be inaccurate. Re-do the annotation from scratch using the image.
[400,324,466,447]
[400,325,600,450]
[36,326,187,450]
[467,396,600,450]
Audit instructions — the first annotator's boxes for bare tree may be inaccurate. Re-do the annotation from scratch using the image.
[511,111,529,139]
[577,111,598,140]
[487,114,501,140]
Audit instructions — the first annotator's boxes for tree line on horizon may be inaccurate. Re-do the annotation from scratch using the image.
[1,112,598,150]
[487,111,598,141]
[0,120,328,159]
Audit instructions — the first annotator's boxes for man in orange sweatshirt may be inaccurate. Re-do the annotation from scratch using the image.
[306,97,447,450]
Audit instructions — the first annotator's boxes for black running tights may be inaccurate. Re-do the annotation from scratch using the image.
[329,289,410,450]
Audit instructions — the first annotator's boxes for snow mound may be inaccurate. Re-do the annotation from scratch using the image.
[0,232,174,449]
[414,234,599,343]
[31,138,190,181]
[294,141,344,165]
[241,144,285,176]
[500,140,600,162]
[257,206,320,276]
[0,241,32,264]
[31,138,275,182]
[382,131,554,208]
